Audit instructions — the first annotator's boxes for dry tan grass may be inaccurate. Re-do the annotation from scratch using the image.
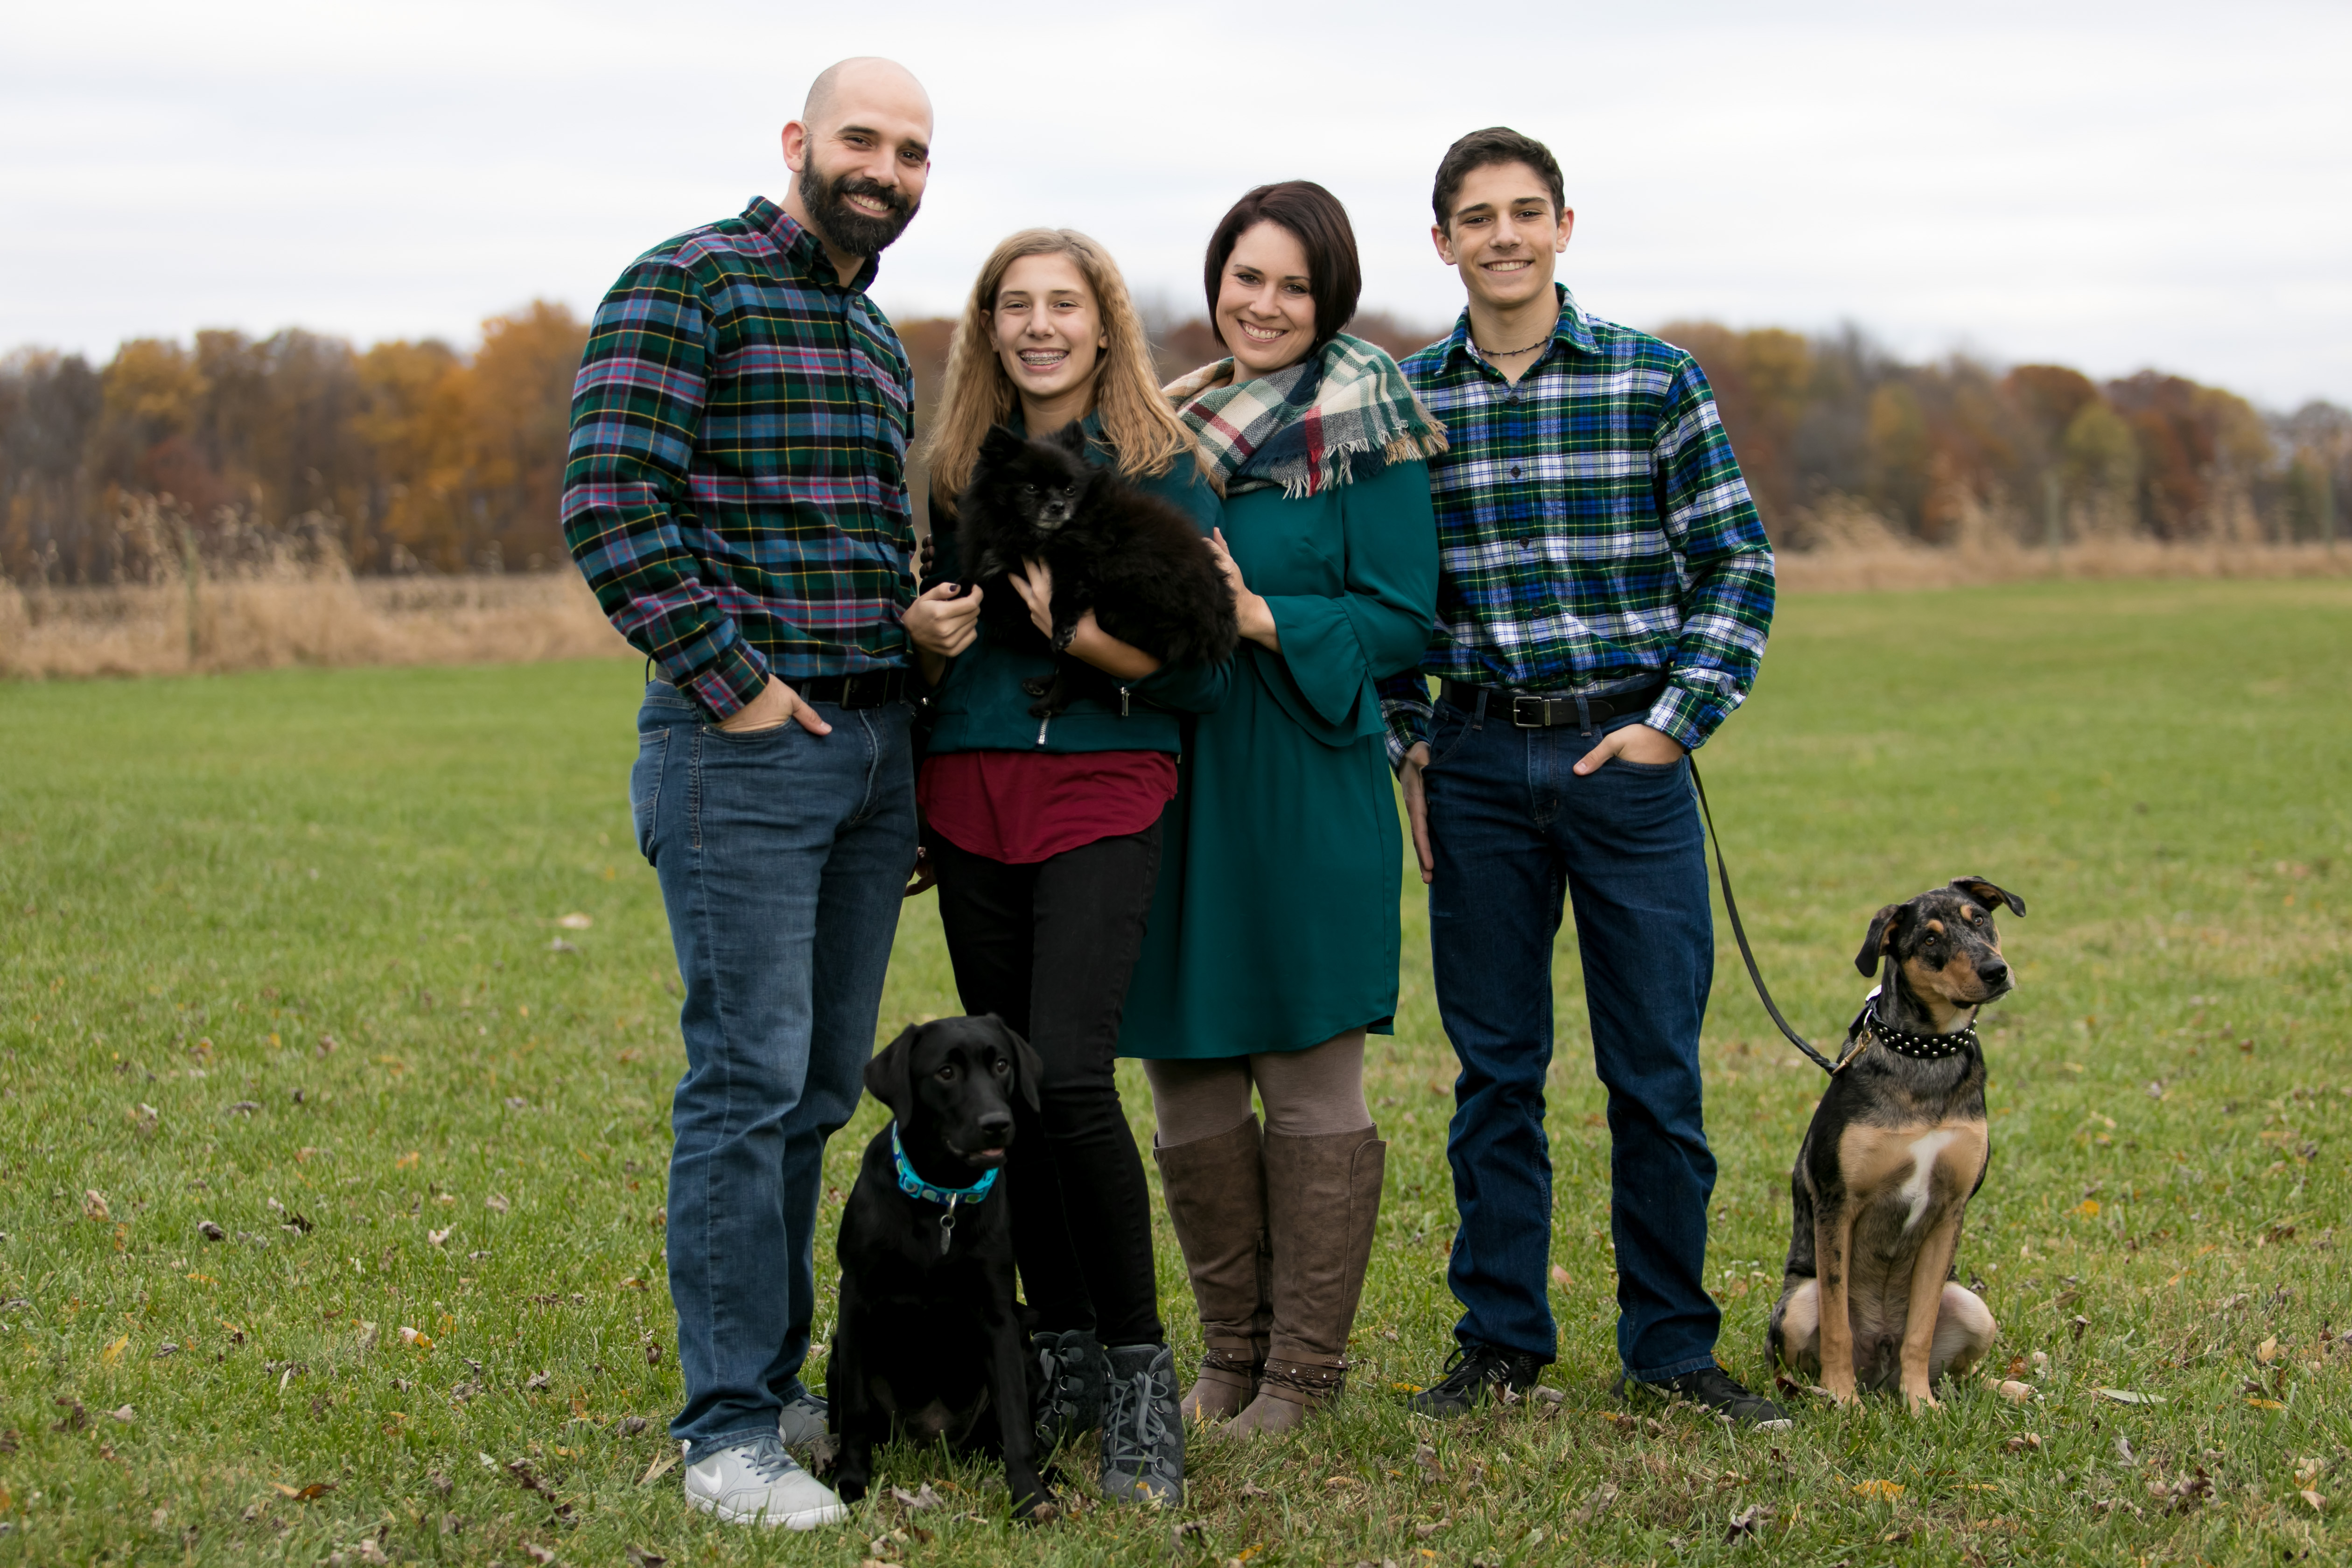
[0,564,628,679]
[1776,537,2348,594]
[2,536,2341,679]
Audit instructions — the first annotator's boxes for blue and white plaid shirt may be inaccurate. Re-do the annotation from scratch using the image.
[1376,285,1776,760]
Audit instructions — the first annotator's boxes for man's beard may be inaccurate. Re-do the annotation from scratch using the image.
[798,152,918,259]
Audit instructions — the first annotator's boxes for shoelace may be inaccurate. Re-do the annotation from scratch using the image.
[736,1437,796,1483]
[1034,1342,1084,1421]
[1101,1364,1170,1469]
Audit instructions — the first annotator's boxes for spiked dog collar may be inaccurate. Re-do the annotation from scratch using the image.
[1848,988,1977,1062]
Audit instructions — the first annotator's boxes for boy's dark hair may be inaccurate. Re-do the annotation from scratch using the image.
[1431,127,1566,231]
[1202,181,1361,350]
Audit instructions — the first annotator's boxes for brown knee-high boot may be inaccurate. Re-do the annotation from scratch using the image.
[1225,1125,1386,1436]
[1152,1117,1271,1424]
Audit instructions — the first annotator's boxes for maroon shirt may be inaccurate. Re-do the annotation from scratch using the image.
[919,749,1177,864]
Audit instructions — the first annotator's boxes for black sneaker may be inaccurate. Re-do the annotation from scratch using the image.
[1098,1343,1183,1505]
[1405,1339,1548,1418]
[1029,1328,1103,1456]
[1617,1365,1793,1429]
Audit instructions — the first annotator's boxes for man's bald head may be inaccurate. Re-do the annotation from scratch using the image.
[782,57,932,271]
[802,57,931,139]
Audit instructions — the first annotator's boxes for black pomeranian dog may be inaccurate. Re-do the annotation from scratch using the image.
[952,422,1238,718]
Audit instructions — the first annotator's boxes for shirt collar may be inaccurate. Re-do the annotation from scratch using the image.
[1444,282,1597,376]
[744,195,881,294]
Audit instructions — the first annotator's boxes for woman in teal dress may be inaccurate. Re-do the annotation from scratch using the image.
[1120,181,1442,1437]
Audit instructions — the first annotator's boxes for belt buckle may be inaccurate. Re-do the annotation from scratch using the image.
[845,671,881,708]
[1510,694,1547,728]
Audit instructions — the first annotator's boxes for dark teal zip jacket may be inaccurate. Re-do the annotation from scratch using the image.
[924,416,1229,753]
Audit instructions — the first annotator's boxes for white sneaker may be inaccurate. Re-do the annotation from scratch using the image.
[777,1389,829,1446]
[683,1435,847,1528]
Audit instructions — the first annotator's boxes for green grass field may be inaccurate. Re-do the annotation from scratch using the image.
[2,577,2347,1567]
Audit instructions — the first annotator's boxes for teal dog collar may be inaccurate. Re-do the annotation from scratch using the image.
[891,1122,998,1254]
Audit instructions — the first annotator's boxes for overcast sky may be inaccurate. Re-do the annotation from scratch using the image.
[7,0,2349,409]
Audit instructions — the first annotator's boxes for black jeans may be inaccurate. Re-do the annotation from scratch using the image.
[931,826,1166,1347]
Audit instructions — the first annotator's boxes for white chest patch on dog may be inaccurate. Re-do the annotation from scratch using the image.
[1899,1129,1960,1232]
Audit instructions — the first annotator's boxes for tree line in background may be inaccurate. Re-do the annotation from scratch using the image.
[2,302,2343,587]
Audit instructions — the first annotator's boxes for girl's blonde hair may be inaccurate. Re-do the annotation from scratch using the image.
[924,228,1204,516]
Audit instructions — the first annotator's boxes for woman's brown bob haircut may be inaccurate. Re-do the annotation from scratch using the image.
[1431,127,1565,231]
[1201,181,1361,352]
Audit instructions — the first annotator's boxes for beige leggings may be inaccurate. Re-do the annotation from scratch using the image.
[1142,1029,1372,1144]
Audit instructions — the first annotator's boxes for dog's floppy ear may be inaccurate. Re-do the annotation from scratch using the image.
[864,1023,920,1122]
[978,424,1027,465]
[1855,903,1904,975]
[986,1013,1044,1114]
[1949,876,2026,918]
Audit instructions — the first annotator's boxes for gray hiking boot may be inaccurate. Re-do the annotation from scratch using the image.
[1099,1342,1183,1505]
[1030,1327,1104,1456]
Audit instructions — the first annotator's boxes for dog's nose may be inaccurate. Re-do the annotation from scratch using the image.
[976,1111,1013,1141]
[1978,959,2009,988]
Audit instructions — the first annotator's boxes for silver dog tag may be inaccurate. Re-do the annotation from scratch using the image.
[938,1196,958,1255]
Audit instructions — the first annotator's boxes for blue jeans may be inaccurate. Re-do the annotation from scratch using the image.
[1421,697,1720,1382]
[630,681,917,1459]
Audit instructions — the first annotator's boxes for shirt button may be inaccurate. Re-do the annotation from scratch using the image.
[1509,465,1522,478]
[1519,538,1533,550]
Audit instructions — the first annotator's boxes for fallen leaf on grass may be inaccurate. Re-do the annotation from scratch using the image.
[1413,1444,1441,1483]
[52,1399,86,1432]
[1549,1265,1572,1289]
[427,1228,451,1247]
[639,1450,680,1486]
[2247,1398,2285,1410]
[1568,1482,1618,1524]
[890,1482,945,1511]
[1852,1480,1904,1500]
[108,1405,134,1424]
[197,1220,225,1242]
[2257,1336,2280,1364]
[2094,1388,2166,1405]
[268,1482,335,1501]
[1723,1503,1775,1543]
[394,1152,420,1169]
[1323,1474,1360,1489]
[557,912,594,930]
[623,1549,666,1568]
[100,1334,128,1365]
[2004,1434,2043,1452]
[1993,1379,2036,1403]
[2302,1490,2326,1512]
[485,1194,510,1213]
[1238,1481,1271,1498]
[521,1545,559,1566]
[84,1190,111,1222]
[524,1371,552,1391]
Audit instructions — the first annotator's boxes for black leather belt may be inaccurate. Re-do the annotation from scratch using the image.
[791,669,911,709]
[1441,678,1666,729]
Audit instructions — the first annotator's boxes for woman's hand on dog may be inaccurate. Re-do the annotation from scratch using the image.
[1207,529,1279,651]
[1008,560,1163,680]
[904,579,983,687]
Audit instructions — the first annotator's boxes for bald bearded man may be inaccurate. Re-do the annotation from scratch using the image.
[564,58,946,1529]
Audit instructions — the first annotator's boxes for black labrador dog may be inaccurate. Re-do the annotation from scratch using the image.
[829,1015,1049,1516]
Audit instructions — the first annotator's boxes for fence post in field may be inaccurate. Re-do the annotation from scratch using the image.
[2043,471,2063,571]
[179,520,201,667]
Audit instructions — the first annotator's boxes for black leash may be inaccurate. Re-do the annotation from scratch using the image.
[1688,761,1843,1076]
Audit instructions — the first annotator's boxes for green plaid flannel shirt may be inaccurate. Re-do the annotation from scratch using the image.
[562,198,915,720]
[1377,285,1775,760]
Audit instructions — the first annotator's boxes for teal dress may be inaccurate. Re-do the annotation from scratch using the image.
[1120,457,1439,1058]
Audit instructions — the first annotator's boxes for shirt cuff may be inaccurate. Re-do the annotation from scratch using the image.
[1644,681,1722,753]
[688,640,772,722]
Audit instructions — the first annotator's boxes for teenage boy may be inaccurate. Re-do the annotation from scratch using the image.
[564,58,977,1526]
[1379,127,1788,1427]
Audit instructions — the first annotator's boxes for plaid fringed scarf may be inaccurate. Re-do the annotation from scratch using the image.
[1165,333,1447,498]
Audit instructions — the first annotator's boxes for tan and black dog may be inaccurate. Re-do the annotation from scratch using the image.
[1767,876,2025,1408]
